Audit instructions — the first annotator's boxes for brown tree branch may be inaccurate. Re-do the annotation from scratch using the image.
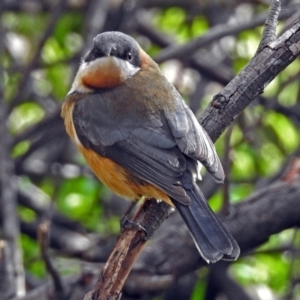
[88,199,171,300]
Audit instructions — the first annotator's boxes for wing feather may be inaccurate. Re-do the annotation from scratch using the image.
[164,87,224,182]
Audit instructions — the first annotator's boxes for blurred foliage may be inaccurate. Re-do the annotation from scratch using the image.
[2,1,300,299]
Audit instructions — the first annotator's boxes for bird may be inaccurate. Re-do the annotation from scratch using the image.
[61,31,240,263]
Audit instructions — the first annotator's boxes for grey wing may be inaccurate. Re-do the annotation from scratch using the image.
[164,87,224,183]
[104,139,190,203]
[72,95,190,205]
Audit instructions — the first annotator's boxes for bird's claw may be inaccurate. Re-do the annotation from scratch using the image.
[120,216,148,239]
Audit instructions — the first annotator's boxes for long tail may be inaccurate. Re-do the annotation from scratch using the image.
[173,184,240,263]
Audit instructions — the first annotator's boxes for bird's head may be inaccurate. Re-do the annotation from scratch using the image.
[68,32,151,94]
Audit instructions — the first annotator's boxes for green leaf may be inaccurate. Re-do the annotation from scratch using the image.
[8,102,45,134]
[264,111,299,152]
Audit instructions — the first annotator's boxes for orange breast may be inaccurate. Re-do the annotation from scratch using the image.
[61,96,173,206]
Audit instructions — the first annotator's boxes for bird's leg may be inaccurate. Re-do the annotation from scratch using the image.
[120,201,138,228]
[120,198,147,236]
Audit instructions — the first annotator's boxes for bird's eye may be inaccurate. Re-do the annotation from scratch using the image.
[127,52,132,61]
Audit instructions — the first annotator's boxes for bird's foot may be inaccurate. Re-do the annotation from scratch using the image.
[120,215,148,239]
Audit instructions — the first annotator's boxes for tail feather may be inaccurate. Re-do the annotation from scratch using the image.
[174,184,240,263]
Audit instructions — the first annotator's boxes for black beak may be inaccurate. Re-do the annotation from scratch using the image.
[83,49,96,62]
[84,44,118,63]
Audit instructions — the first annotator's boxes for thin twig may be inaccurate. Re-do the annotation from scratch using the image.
[87,199,171,300]
[256,0,281,55]
[154,2,295,64]
[38,221,67,297]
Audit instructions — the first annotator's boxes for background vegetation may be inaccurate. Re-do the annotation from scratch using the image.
[1,0,300,299]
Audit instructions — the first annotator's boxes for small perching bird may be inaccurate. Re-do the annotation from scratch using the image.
[62,31,240,263]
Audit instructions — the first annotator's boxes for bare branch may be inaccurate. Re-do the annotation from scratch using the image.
[201,19,300,142]
[256,0,281,54]
[38,221,66,297]
[89,199,171,299]
[154,4,297,64]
